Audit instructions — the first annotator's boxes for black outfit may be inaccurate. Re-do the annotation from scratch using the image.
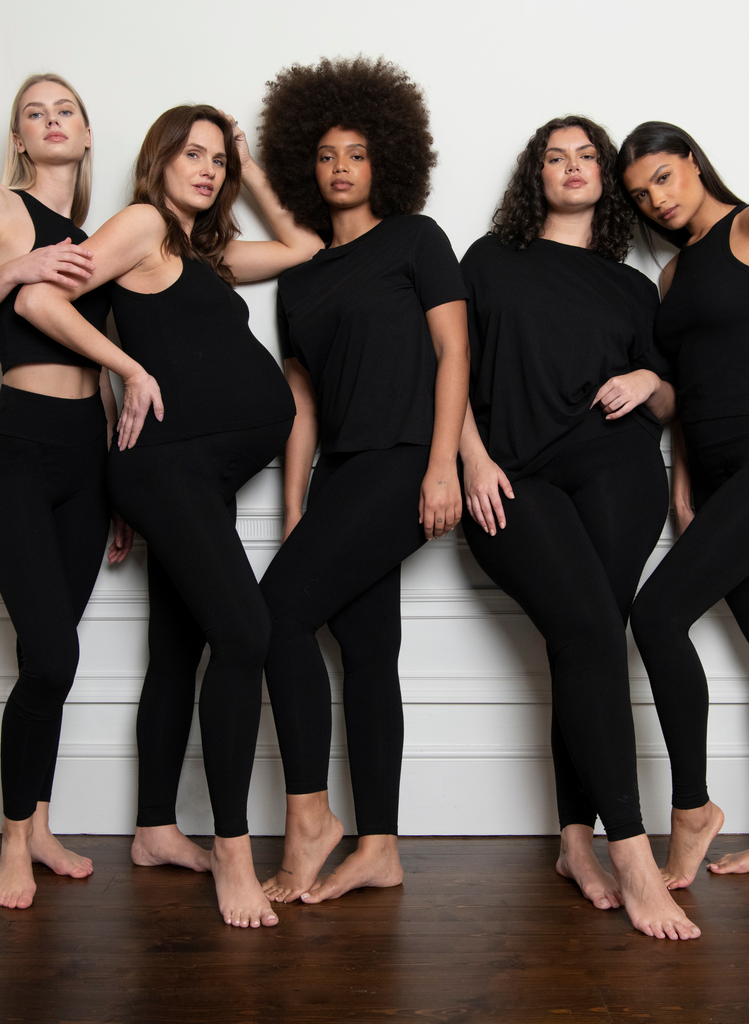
[631,204,749,809]
[261,215,467,835]
[107,255,294,839]
[0,192,110,821]
[461,235,671,842]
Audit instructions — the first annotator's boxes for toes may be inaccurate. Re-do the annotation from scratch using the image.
[261,911,279,927]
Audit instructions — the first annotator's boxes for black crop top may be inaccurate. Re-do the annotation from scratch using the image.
[461,235,670,479]
[110,255,295,445]
[655,203,749,444]
[277,215,468,453]
[0,191,108,374]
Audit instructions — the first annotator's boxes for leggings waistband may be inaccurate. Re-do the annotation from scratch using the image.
[0,384,106,447]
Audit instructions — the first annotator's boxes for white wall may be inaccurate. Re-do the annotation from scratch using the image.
[1,0,748,836]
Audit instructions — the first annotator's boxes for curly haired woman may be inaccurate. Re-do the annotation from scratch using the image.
[258,56,469,904]
[459,116,700,939]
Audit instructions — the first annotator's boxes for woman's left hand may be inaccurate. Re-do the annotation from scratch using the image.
[419,464,462,540]
[591,369,659,419]
[107,511,134,564]
[221,111,253,171]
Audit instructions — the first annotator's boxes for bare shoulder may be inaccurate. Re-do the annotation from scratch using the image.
[734,205,749,236]
[0,184,29,230]
[659,254,679,299]
[0,185,33,260]
[93,202,166,241]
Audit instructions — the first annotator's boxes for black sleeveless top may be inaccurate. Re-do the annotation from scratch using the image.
[655,203,749,448]
[110,255,295,445]
[0,191,109,374]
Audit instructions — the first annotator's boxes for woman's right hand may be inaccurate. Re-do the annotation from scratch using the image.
[463,451,515,534]
[11,238,95,288]
[117,369,164,450]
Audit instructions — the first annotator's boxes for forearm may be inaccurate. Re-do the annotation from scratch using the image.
[459,401,489,464]
[0,257,24,304]
[428,347,470,470]
[16,284,144,381]
[283,407,318,515]
[670,417,693,515]
[241,158,320,254]
[645,375,677,423]
[99,367,118,447]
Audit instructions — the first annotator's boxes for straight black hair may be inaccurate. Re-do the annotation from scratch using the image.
[617,121,743,256]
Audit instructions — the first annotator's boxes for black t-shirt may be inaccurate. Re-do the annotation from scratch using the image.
[461,235,669,479]
[277,215,468,453]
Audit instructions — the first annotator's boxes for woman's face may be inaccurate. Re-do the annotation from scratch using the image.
[622,151,704,231]
[163,120,227,221]
[315,126,372,211]
[13,80,90,167]
[540,126,602,214]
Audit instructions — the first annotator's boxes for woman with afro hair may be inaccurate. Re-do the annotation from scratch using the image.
[459,116,700,940]
[258,56,470,904]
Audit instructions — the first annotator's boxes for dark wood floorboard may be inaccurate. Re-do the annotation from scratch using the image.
[1,835,748,1024]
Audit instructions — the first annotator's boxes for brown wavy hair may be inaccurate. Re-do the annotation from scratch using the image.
[617,121,744,254]
[132,104,241,285]
[259,56,436,242]
[492,115,634,263]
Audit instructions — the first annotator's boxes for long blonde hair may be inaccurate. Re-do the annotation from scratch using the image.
[3,73,92,227]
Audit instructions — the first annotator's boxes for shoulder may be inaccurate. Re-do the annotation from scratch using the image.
[88,203,167,248]
[388,214,451,245]
[596,256,659,307]
[0,185,28,227]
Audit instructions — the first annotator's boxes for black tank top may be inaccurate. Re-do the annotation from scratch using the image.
[0,191,109,374]
[110,255,295,445]
[655,203,749,447]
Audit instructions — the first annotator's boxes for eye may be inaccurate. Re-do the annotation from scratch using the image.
[657,172,670,185]
[213,158,225,167]
[318,154,333,162]
[582,153,596,160]
[186,151,199,159]
[59,108,74,116]
[28,111,43,119]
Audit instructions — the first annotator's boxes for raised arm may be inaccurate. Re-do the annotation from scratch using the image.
[223,121,323,283]
[419,300,470,540]
[15,204,167,448]
[0,186,95,303]
[281,357,319,543]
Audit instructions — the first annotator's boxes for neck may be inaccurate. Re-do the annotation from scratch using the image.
[165,198,196,238]
[329,204,382,247]
[26,162,80,220]
[539,207,595,249]
[685,192,736,244]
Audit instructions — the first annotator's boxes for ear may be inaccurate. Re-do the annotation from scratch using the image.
[84,125,92,150]
[12,132,25,154]
[688,151,700,176]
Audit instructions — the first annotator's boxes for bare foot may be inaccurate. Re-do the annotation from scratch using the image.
[29,802,93,878]
[301,834,403,904]
[211,835,278,928]
[263,792,344,903]
[0,817,36,910]
[609,833,701,940]
[662,801,724,889]
[131,825,212,872]
[555,824,621,910]
[708,848,749,875]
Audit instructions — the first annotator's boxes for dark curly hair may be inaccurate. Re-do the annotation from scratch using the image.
[132,104,241,285]
[617,121,743,255]
[492,115,634,263]
[259,56,436,241]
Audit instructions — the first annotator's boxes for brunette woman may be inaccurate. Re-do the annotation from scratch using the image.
[16,104,322,927]
[459,116,699,939]
[620,122,748,886]
[0,73,133,910]
[257,57,469,904]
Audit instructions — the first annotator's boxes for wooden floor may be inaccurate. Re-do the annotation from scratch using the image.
[1,835,748,1024]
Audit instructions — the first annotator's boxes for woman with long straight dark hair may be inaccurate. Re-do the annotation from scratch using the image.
[459,115,699,940]
[0,72,129,911]
[619,122,748,886]
[16,103,322,927]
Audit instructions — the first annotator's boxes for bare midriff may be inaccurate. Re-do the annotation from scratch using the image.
[2,363,100,399]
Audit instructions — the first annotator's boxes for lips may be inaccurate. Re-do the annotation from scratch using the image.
[193,184,214,196]
[44,131,68,142]
[564,176,585,188]
[331,178,352,190]
[659,206,678,222]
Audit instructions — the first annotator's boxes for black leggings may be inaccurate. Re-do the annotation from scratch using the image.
[631,431,749,809]
[0,387,109,822]
[260,444,431,837]
[108,419,292,839]
[462,427,669,842]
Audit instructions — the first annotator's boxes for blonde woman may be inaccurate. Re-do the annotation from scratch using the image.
[0,73,127,910]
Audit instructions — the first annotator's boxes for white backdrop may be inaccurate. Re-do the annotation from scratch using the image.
[1,0,748,836]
